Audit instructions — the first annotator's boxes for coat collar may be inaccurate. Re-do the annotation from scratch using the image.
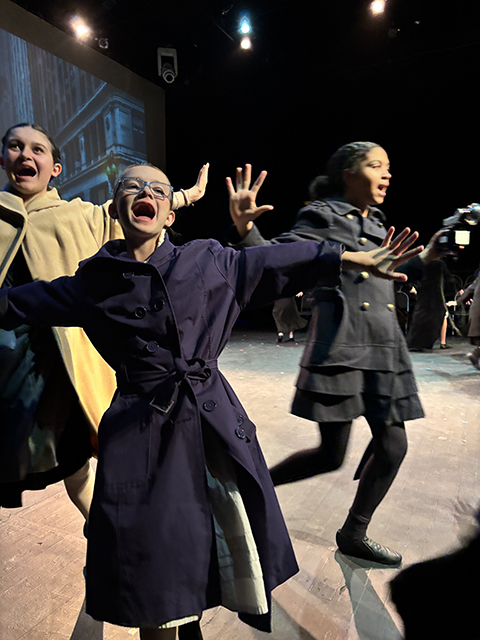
[321,197,386,223]
[80,235,177,270]
[1,185,64,214]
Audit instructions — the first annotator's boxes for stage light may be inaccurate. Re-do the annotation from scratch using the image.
[70,16,91,40]
[240,36,252,50]
[239,12,252,35]
[370,0,386,16]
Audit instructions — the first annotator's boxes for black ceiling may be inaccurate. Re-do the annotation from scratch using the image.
[10,0,480,271]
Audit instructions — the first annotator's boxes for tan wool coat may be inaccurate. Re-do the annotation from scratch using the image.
[0,187,123,450]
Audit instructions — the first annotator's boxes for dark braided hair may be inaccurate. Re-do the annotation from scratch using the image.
[309,141,381,200]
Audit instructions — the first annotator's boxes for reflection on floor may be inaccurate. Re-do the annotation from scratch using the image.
[1,332,479,639]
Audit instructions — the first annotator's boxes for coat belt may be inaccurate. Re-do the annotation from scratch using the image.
[116,357,218,414]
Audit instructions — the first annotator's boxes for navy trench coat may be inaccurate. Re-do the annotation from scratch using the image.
[0,236,342,631]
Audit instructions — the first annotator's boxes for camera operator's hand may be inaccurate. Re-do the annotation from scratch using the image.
[419,229,454,263]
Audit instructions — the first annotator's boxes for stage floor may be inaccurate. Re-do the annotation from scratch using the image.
[1,330,479,640]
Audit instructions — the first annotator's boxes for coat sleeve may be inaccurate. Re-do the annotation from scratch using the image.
[228,203,334,249]
[210,239,342,310]
[83,200,124,246]
[0,276,84,330]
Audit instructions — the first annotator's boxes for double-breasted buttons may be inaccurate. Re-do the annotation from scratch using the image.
[203,400,217,412]
[358,237,367,246]
[134,306,146,318]
[346,213,355,220]
[236,414,244,425]
[387,303,395,312]
[123,272,134,279]
[235,426,246,439]
[361,302,370,310]
[152,299,165,311]
[146,341,159,353]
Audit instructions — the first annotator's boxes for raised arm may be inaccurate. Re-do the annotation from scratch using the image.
[342,227,424,283]
[173,163,209,209]
[226,164,274,238]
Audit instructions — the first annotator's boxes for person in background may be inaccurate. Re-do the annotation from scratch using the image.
[457,266,480,369]
[406,257,457,352]
[272,294,308,343]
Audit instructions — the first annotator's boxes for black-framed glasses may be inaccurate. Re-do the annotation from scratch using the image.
[118,177,174,200]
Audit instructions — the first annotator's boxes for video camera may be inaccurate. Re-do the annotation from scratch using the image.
[438,203,480,254]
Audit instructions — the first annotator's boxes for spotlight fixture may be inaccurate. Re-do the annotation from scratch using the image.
[70,16,91,40]
[239,11,252,35]
[370,0,386,16]
[157,47,178,84]
[240,36,252,50]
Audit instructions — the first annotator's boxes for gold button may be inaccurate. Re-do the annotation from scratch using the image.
[361,302,370,310]
[360,271,370,279]
[346,213,355,220]
[359,237,367,245]
[387,303,395,311]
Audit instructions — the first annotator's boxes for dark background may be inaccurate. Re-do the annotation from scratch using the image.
[10,0,480,278]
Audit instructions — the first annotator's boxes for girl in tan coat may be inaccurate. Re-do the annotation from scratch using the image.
[0,123,207,520]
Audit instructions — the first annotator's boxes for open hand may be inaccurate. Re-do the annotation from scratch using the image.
[226,164,274,238]
[342,227,423,282]
[174,163,209,208]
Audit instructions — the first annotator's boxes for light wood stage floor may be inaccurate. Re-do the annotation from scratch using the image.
[1,331,479,640]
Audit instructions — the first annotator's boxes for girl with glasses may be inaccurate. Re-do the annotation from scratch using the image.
[0,161,419,638]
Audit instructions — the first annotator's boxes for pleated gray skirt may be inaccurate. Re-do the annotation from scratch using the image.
[292,337,424,425]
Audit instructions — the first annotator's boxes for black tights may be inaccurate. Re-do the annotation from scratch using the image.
[269,420,407,538]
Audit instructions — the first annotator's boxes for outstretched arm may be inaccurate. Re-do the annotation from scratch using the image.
[226,164,274,238]
[0,277,81,330]
[342,227,423,282]
[173,163,209,209]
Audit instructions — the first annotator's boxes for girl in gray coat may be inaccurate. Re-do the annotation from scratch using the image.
[228,143,428,567]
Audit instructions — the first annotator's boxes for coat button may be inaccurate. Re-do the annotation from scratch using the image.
[235,426,246,439]
[359,237,367,245]
[203,400,217,412]
[153,299,165,311]
[361,302,370,310]
[237,414,244,425]
[134,306,146,318]
[123,272,134,279]
[387,303,395,311]
[346,213,355,220]
[146,341,159,352]
[360,271,370,280]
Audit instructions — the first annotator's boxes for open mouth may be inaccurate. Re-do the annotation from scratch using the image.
[132,201,156,221]
[15,166,36,178]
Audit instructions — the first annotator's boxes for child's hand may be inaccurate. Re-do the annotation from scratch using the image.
[173,164,209,209]
[342,227,423,282]
[189,163,209,203]
[226,164,274,238]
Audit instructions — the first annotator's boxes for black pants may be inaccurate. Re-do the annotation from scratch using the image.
[178,621,203,639]
[269,420,407,535]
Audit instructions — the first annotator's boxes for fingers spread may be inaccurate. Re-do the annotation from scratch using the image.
[381,226,396,248]
[225,176,235,197]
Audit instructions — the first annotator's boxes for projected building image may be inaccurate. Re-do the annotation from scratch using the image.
[0,28,147,203]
